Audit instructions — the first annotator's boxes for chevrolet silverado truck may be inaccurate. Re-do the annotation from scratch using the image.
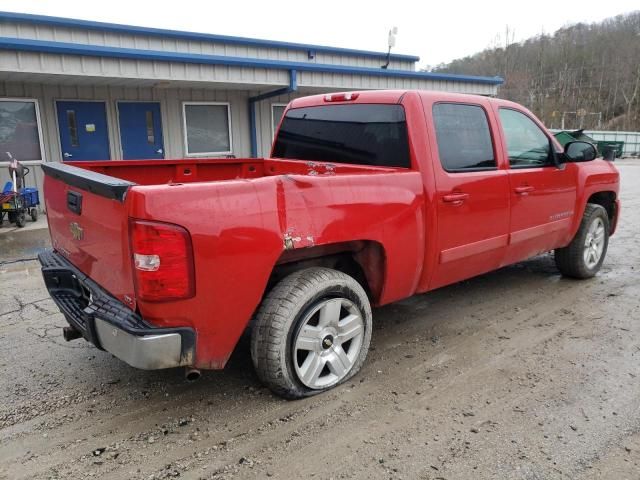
[39,90,620,398]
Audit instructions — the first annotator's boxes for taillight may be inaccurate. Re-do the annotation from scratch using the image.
[129,219,195,302]
[324,92,359,102]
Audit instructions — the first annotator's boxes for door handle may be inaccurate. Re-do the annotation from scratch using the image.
[156,149,163,154]
[514,185,534,195]
[443,192,469,205]
[63,152,73,158]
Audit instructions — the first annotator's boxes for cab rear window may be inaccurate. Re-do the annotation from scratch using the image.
[272,104,410,168]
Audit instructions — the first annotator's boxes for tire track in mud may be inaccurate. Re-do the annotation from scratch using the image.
[185,296,636,479]
[8,254,628,480]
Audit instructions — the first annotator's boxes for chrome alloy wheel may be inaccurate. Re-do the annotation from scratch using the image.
[293,298,365,389]
[584,217,606,269]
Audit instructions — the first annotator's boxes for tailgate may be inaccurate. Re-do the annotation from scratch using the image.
[42,162,137,308]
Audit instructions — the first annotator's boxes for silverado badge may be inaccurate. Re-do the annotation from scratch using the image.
[69,222,84,241]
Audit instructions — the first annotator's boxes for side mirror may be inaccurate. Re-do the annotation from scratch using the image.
[564,141,597,162]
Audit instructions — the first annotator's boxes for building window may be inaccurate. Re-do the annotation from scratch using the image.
[0,98,45,161]
[182,102,232,156]
[145,110,155,144]
[66,110,79,147]
[271,104,287,139]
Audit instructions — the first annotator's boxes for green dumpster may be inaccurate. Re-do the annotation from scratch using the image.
[596,141,624,158]
[554,131,577,147]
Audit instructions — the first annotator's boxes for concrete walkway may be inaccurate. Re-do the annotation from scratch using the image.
[0,214,48,235]
[0,215,50,263]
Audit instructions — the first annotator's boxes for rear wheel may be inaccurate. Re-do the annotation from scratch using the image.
[30,208,38,222]
[251,267,372,399]
[555,203,609,279]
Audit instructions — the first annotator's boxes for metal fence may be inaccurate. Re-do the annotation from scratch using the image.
[551,130,640,157]
[584,131,640,157]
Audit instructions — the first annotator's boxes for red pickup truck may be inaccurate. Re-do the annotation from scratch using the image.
[39,90,620,398]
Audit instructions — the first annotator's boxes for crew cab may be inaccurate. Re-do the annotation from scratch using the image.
[39,90,620,398]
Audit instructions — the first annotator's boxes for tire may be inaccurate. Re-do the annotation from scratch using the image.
[555,203,609,279]
[15,211,26,228]
[30,208,38,222]
[251,267,372,399]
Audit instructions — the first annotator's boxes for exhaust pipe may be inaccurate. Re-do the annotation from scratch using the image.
[185,368,201,382]
[63,326,82,341]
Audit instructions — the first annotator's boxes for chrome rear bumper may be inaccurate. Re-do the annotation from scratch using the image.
[39,249,195,370]
[94,318,185,370]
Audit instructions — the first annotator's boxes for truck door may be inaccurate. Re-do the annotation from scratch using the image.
[426,101,511,290]
[494,107,577,264]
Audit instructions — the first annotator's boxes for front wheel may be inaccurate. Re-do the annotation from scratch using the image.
[251,267,372,399]
[555,203,609,279]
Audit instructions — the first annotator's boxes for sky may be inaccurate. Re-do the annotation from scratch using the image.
[1,0,638,67]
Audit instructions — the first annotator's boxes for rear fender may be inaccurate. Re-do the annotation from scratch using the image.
[272,240,387,304]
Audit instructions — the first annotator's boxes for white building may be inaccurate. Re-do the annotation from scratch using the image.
[0,12,503,194]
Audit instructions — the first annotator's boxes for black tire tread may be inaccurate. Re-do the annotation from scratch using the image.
[251,267,371,399]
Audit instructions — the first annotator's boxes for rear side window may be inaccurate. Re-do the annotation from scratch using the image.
[272,104,410,168]
[499,108,552,167]
[432,103,496,172]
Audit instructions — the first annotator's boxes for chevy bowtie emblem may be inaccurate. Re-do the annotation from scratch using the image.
[69,222,84,241]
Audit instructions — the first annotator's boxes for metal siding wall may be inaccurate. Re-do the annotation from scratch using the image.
[0,21,417,71]
[0,81,257,200]
[296,71,497,95]
[0,51,294,88]
[0,78,350,166]
[0,50,499,96]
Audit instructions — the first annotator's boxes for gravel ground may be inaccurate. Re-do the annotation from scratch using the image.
[0,161,639,480]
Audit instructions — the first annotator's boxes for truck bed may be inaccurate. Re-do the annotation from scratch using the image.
[66,158,402,186]
[41,157,425,368]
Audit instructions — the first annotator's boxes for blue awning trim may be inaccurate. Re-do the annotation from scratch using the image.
[0,11,421,62]
[0,36,504,85]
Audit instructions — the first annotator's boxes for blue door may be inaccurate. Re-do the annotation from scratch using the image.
[56,101,110,161]
[118,102,164,160]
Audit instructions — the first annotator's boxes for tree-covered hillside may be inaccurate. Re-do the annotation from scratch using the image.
[432,12,640,130]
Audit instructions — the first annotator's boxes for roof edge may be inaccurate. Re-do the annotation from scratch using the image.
[0,36,505,85]
[0,11,421,62]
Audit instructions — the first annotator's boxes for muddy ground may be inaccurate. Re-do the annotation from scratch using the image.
[1,161,639,480]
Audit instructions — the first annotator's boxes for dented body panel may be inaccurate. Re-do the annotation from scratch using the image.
[125,168,424,368]
[41,90,620,370]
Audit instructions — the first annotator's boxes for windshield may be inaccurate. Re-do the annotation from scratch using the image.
[272,104,410,168]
